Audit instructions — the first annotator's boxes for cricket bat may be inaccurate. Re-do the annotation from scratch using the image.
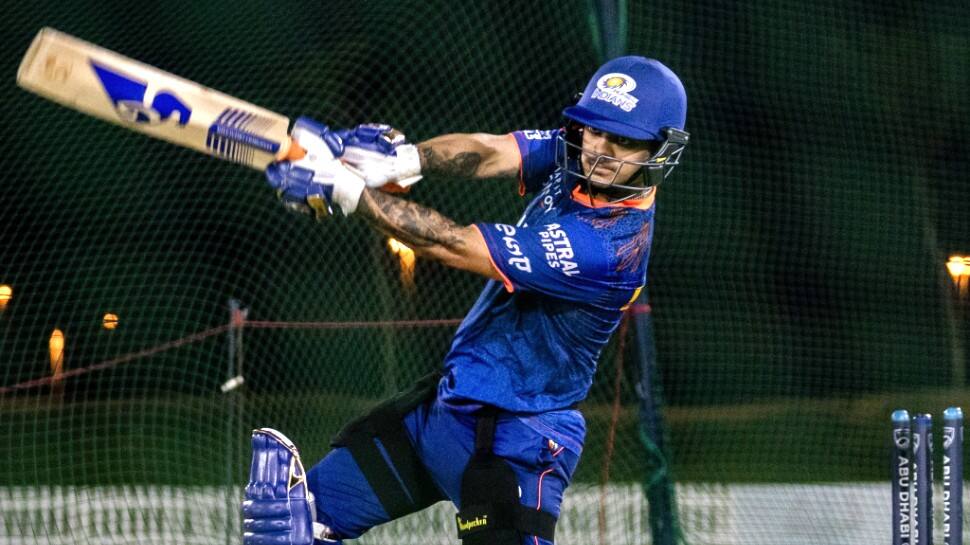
[16,27,306,169]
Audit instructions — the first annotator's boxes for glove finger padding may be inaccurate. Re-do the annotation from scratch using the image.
[337,123,422,189]
[337,123,404,154]
[242,428,314,545]
[265,117,366,217]
[265,162,334,219]
[290,117,344,163]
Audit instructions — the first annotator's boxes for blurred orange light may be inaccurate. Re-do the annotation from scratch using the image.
[102,313,119,330]
[948,255,970,281]
[49,328,65,376]
[0,284,10,310]
[387,238,416,289]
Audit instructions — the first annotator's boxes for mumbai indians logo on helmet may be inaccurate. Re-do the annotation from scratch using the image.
[591,72,639,112]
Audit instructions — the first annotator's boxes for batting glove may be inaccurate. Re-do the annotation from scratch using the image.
[336,123,422,189]
[266,117,365,218]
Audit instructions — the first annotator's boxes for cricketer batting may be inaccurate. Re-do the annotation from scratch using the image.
[243,56,689,545]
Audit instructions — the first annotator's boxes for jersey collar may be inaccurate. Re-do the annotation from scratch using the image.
[569,184,654,210]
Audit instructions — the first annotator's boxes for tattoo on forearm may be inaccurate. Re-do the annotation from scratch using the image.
[419,145,483,178]
[357,189,467,251]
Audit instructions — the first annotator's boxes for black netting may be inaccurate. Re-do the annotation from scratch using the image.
[2,1,970,544]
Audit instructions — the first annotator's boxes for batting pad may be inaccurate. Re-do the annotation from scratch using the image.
[242,428,315,545]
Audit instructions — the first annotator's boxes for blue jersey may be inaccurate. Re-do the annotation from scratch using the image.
[438,129,655,449]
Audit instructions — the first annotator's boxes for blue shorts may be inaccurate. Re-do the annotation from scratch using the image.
[307,398,581,544]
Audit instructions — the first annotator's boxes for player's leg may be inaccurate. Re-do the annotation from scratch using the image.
[482,417,580,545]
[306,371,448,540]
[304,445,398,539]
[243,393,580,544]
[510,442,580,545]
[410,401,582,545]
[246,424,439,543]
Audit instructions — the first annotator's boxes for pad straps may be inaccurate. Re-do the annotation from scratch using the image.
[474,407,498,455]
[456,407,558,543]
[343,429,418,519]
[332,371,445,520]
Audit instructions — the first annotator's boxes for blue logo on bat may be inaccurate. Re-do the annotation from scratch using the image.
[91,61,191,126]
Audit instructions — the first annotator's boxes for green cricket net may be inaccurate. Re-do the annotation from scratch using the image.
[1,0,969,544]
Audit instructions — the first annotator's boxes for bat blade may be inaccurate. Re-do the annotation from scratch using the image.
[16,27,302,169]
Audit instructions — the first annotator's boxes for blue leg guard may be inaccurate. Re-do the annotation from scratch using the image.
[243,428,341,544]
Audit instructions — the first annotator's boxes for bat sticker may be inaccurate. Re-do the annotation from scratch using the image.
[91,60,192,126]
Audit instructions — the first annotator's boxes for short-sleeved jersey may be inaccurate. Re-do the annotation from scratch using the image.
[439,128,655,418]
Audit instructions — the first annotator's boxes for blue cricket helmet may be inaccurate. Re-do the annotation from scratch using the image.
[557,56,689,195]
[562,56,687,141]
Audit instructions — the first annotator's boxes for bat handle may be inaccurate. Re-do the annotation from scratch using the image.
[277,137,307,162]
[274,137,408,193]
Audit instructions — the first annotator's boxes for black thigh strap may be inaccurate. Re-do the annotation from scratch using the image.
[344,432,415,518]
[332,371,445,520]
[514,508,558,542]
[457,407,558,543]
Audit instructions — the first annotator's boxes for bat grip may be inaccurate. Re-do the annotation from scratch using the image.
[277,137,307,162]
[274,138,408,193]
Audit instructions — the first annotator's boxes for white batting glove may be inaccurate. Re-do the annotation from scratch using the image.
[337,123,423,189]
[266,117,365,217]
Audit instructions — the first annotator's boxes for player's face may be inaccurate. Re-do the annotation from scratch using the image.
[579,126,654,187]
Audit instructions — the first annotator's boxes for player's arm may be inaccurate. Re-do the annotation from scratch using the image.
[416,133,520,180]
[339,126,521,188]
[356,188,501,280]
[267,119,499,281]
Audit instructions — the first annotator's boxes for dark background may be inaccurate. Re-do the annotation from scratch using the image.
[1,0,969,542]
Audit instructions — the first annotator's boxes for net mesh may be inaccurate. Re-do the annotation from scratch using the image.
[1,0,969,544]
